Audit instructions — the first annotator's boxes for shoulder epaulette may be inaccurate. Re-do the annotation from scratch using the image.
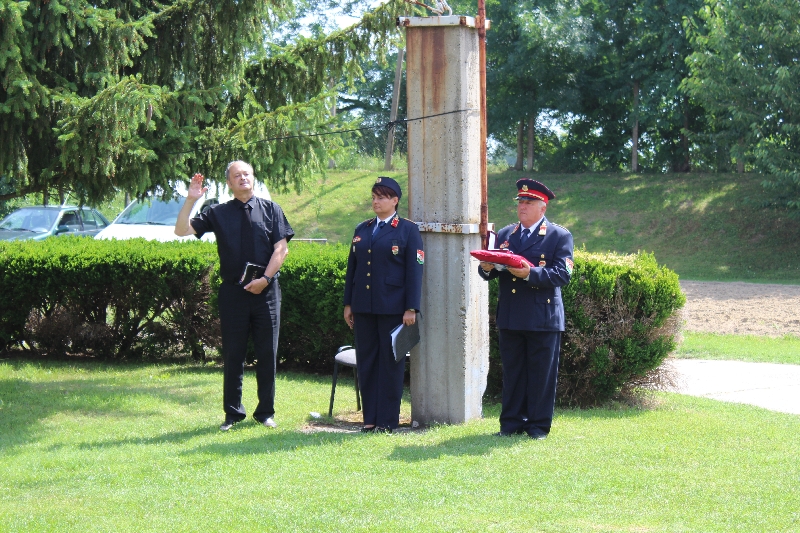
[550,222,572,233]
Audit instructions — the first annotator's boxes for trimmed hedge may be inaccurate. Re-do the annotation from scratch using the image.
[0,237,220,359]
[0,240,684,406]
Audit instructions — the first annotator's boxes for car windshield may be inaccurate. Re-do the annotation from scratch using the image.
[117,197,184,225]
[0,208,58,232]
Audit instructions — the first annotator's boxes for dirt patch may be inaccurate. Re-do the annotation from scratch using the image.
[680,281,800,337]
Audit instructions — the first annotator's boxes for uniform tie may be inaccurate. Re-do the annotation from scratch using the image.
[373,220,386,236]
[520,227,531,243]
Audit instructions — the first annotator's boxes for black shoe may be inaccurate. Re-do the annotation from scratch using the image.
[360,426,376,433]
[527,431,548,440]
[494,431,516,437]
[374,426,392,434]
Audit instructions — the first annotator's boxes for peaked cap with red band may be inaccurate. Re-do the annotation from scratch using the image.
[514,178,555,203]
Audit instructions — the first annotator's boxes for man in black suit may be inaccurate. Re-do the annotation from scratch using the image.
[479,178,574,439]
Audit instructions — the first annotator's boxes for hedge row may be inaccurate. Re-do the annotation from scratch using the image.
[0,239,685,406]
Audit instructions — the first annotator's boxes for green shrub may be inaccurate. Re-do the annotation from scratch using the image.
[0,237,220,359]
[485,249,685,406]
[1,240,684,406]
[278,242,354,370]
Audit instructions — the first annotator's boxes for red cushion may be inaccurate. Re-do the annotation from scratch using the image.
[470,249,532,268]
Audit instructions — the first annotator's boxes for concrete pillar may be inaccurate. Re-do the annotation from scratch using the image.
[401,16,490,424]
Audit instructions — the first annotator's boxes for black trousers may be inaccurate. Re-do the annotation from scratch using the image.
[353,312,405,429]
[498,329,561,436]
[218,281,280,423]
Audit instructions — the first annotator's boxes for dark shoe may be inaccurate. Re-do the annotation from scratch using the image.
[360,426,376,433]
[374,426,392,434]
[527,431,547,440]
[494,431,517,437]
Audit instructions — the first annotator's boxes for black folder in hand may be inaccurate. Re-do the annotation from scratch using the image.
[238,262,267,285]
[390,315,420,363]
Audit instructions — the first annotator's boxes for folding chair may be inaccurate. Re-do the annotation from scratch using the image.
[328,345,361,417]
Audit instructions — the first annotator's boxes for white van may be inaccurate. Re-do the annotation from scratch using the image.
[95,181,271,242]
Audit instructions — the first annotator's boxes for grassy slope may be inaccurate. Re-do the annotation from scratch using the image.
[1,360,798,533]
[272,167,800,283]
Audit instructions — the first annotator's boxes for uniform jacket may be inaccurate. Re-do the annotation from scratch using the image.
[343,214,424,315]
[478,216,573,331]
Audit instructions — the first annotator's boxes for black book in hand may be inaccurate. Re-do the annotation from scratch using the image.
[390,315,421,363]
[238,262,267,285]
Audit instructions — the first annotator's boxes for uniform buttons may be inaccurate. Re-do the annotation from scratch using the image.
[541,254,545,258]
[547,299,550,303]
[366,285,370,289]
[367,261,371,265]
[512,289,516,294]
[367,273,370,277]
[512,277,517,282]
[368,249,371,253]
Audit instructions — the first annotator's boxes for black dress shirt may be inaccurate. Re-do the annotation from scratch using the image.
[190,196,294,283]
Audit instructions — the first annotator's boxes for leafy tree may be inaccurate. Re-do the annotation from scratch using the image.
[684,0,800,210]
[0,0,407,205]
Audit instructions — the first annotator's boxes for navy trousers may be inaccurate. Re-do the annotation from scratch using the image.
[498,329,561,436]
[218,281,280,423]
[353,312,406,429]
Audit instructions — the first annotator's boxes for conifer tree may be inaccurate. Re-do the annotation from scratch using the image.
[0,0,407,204]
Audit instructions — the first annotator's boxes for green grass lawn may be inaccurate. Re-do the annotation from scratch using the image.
[676,332,800,365]
[270,167,800,283]
[1,360,798,532]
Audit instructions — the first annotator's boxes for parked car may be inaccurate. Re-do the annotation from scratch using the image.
[0,205,111,241]
[94,181,271,242]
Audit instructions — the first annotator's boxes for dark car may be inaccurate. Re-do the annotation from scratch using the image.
[0,206,111,241]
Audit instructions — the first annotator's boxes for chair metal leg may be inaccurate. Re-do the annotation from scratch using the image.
[353,368,361,412]
[328,361,340,417]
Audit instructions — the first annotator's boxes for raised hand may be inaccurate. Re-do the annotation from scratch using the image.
[187,173,208,200]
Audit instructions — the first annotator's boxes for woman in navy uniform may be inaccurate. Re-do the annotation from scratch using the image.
[478,178,573,439]
[343,177,424,433]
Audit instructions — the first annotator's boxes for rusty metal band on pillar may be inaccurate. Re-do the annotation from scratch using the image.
[478,0,488,249]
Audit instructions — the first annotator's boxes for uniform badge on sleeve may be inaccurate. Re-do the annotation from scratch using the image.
[417,250,425,264]
[352,236,361,243]
[566,257,574,275]
[392,245,399,255]
[539,221,547,236]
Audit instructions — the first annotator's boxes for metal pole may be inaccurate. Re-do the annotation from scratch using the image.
[478,0,488,249]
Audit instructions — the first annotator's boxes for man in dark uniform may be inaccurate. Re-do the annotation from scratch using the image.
[343,177,424,432]
[478,178,573,439]
[174,161,294,431]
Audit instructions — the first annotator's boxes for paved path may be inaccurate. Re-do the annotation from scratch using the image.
[663,359,800,415]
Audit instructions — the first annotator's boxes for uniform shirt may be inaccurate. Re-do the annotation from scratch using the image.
[190,196,294,284]
[343,214,424,315]
[479,216,573,331]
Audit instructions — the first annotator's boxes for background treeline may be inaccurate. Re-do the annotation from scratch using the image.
[2,0,798,215]
[345,0,800,212]
[0,238,684,406]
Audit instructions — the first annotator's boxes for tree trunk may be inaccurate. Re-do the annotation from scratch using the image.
[632,80,639,172]
[384,48,405,171]
[514,118,524,171]
[328,78,337,169]
[737,137,745,174]
[526,114,536,172]
[681,96,691,172]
